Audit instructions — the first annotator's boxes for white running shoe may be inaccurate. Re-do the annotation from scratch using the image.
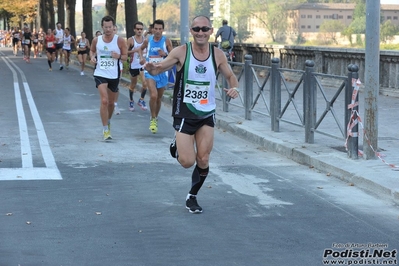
[129,101,135,111]
[114,105,120,115]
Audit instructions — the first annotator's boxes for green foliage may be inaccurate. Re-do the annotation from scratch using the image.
[380,20,399,43]
[319,20,346,44]
[320,20,346,33]
[190,0,211,18]
[355,34,363,47]
[380,43,399,51]
[342,26,354,46]
[345,0,366,34]
[353,0,366,19]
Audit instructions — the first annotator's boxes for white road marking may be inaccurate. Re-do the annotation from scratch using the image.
[0,168,62,181]
[1,54,62,180]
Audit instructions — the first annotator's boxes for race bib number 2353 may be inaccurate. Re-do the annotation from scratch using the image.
[99,56,115,70]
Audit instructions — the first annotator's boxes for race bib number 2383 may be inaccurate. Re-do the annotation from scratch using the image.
[183,80,209,105]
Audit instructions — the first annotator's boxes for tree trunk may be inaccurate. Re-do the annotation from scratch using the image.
[106,0,118,21]
[66,0,76,37]
[39,0,48,30]
[124,0,138,38]
[46,0,55,30]
[82,0,93,41]
[57,0,65,26]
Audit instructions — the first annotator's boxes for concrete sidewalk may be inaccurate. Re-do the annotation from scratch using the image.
[75,58,399,205]
[160,82,399,205]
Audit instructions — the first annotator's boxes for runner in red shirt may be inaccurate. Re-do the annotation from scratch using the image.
[45,29,56,71]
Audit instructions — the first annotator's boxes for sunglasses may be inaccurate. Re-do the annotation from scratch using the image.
[191,26,211,32]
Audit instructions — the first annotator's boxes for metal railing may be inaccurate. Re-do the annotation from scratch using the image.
[216,55,360,159]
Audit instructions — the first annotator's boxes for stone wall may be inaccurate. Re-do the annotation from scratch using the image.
[233,44,399,97]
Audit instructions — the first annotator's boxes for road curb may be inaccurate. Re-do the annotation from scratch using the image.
[214,111,399,205]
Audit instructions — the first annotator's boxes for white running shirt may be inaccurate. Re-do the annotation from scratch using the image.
[94,35,120,79]
[130,36,146,69]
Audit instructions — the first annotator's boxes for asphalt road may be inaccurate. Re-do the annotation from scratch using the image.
[0,48,398,266]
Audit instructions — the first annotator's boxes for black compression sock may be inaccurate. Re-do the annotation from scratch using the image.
[140,89,147,99]
[189,165,209,195]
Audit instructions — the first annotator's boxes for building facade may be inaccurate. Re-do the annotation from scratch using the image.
[211,2,399,44]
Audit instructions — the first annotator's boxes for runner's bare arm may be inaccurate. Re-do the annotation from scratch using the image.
[116,36,127,61]
[90,37,98,63]
[215,48,239,99]
[138,39,148,65]
[144,45,184,76]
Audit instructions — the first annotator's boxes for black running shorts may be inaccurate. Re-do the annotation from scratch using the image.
[55,43,63,50]
[172,114,215,135]
[46,48,56,54]
[94,76,120,93]
[129,68,143,77]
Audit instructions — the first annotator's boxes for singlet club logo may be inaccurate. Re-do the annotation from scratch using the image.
[195,64,207,74]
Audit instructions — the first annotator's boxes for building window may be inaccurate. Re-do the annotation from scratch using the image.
[301,25,305,29]
[324,15,329,19]
[316,15,321,19]
[307,25,311,29]
[387,16,392,20]
[338,15,343,19]
[308,15,312,18]
[316,25,320,29]
[394,16,398,20]
[301,14,306,18]
[347,15,352,19]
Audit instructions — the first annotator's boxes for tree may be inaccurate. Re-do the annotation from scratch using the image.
[66,0,76,38]
[82,0,93,40]
[319,20,346,44]
[347,0,366,34]
[251,0,290,42]
[57,0,65,26]
[39,0,48,30]
[106,0,118,21]
[0,0,37,27]
[230,0,252,42]
[124,0,138,38]
[0,9,12,30]
[137,0,153,27]
[157,1,180,32]
[191,0,211,18]
[380,20,398,43]
[47,0,55,30]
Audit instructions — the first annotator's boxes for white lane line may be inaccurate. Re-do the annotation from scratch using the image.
[22,79,58,168]
[1,55,62,180]
[0,168,62,180]
[2,56,33,168]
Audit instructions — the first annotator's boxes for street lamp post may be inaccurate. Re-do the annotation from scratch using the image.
[152,0,156,22]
